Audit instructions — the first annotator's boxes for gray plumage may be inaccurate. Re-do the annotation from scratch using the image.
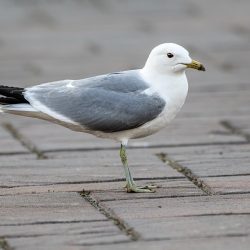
[24,70,166,133]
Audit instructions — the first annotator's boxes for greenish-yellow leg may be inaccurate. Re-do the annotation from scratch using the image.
[119,144,155,193]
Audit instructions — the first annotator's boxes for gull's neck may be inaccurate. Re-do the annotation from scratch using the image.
[139,66,188,101]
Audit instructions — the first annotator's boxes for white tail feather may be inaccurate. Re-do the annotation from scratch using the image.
[0,104,39,117]
[1,103,37,112]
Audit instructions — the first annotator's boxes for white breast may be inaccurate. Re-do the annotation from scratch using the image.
[133,70,188,137]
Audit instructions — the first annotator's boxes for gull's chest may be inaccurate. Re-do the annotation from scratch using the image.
[133,77,189,137]
[147,86,187,125]
[160,83,188,121]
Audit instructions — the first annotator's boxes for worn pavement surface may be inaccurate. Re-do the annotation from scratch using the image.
[0,1,250,249]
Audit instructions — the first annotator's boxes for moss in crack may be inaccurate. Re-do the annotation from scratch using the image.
[79,190,140,241]
[220,120,250,142]
[0,238,13,250]
[156,152,214,195]
[2,122,47,159]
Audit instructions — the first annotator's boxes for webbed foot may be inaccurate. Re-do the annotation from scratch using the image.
[125,183,156,193]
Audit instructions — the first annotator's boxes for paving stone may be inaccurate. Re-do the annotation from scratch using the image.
[0,153,35,162]
[0,124,29,154]
[182,92,250,118]
[0,148,182,187]
[130,214,250,240]
[0,192,106,224]
[136,117,244,147]
[98,193,250,220]
[156,144,250,194]
[0,179,204,209]
[158,144,250,177]
[86,236,250,250]
[92,178,204,202]
[1,221,128,249]
[8,235,129,250]
[204,175,250,194]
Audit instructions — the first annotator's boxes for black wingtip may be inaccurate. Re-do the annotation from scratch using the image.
[0,85,28,103]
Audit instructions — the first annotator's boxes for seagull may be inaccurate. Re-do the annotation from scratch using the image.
[0,43,205,193]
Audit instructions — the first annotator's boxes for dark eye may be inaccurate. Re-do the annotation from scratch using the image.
[167,53,174,58]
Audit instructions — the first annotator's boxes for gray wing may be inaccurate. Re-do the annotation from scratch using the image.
[25,70,166,133]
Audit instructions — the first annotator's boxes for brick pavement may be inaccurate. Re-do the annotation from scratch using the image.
[0,0,250,249]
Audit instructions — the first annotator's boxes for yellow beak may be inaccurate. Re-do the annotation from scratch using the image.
[185,60,206,71]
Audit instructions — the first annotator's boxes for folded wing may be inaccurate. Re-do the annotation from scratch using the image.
[24,71,166,133]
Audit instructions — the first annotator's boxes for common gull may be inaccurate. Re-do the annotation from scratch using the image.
[0,43,205,193]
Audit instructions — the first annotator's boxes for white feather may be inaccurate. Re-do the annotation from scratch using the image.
[1,104,38,112]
